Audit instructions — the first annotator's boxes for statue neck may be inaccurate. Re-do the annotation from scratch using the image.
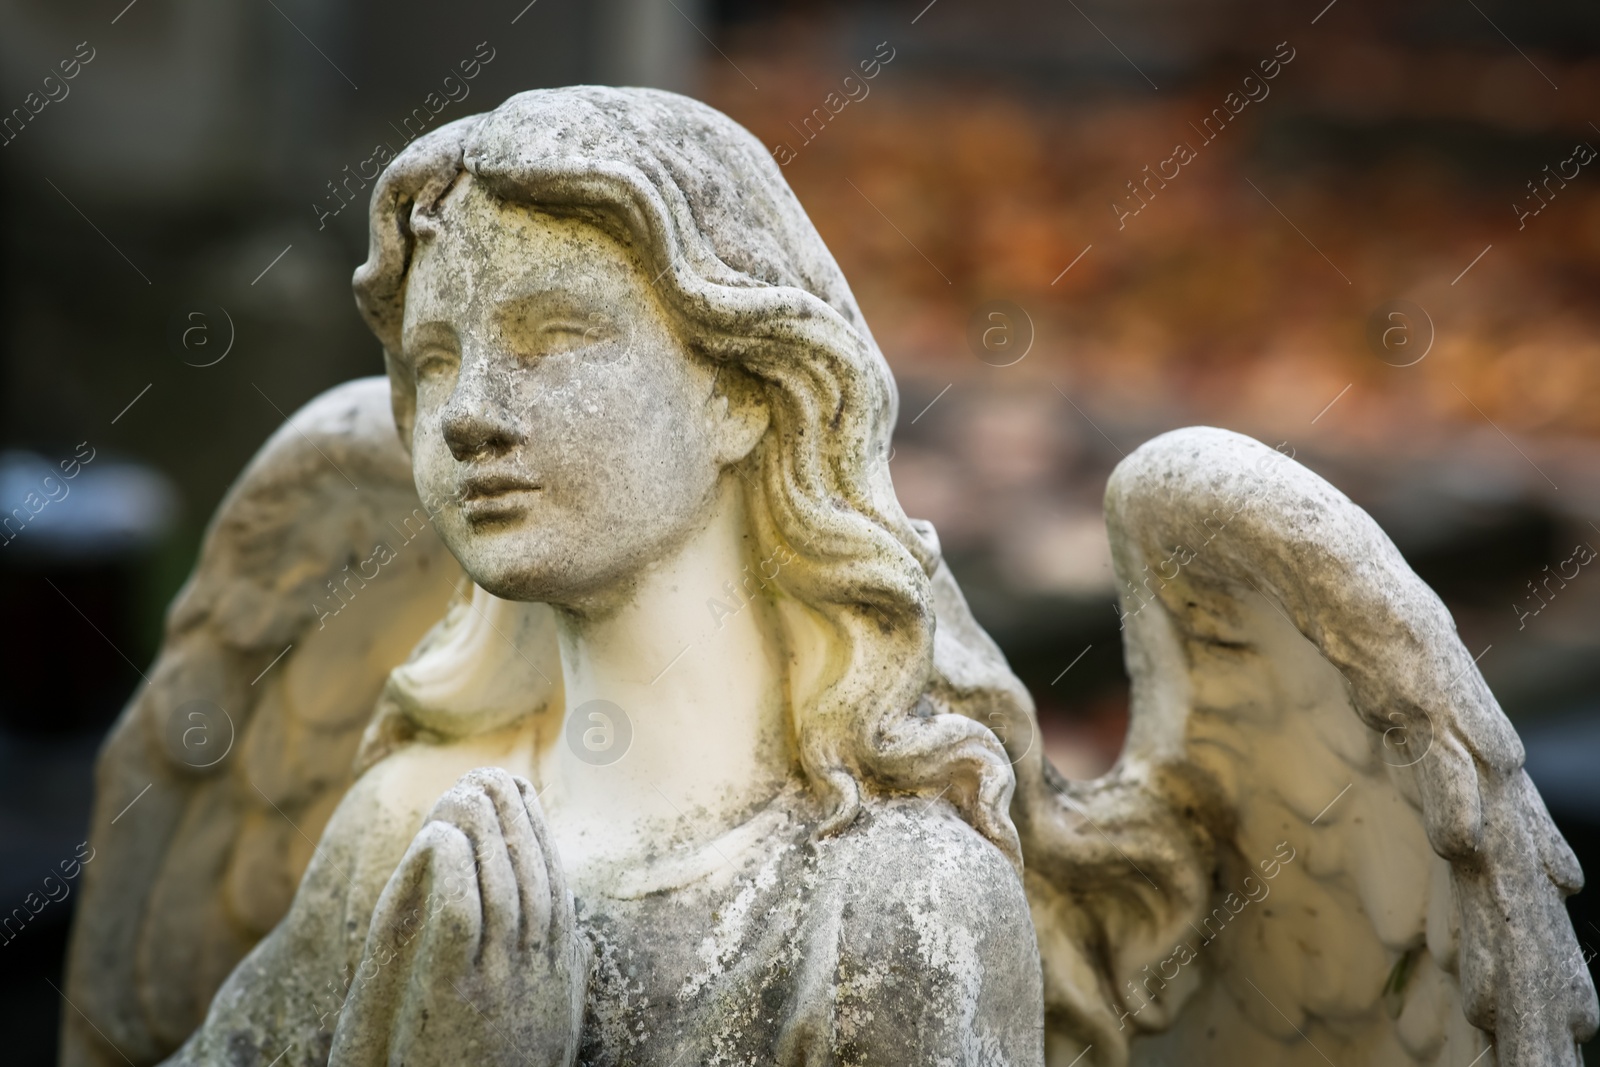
[538,470,793,870]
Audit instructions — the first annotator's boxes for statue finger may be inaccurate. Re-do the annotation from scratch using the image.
[330,821,479,1065]
[434,771,524,956]
[426,770,511,843]
[514,775,576,948]
[467,771,554,950]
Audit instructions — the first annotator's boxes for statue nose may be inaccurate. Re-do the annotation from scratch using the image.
[441,403,518,460]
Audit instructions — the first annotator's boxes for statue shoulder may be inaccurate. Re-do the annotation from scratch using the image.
[829,796,1026,902]
[806,798,1044,1065]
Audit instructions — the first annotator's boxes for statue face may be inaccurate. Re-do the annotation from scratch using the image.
[401,179,737,607]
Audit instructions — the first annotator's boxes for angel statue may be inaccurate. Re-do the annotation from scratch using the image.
[60,87,1595,1067]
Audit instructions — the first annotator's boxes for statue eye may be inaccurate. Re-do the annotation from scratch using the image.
[538,319,611,354]
[412,346,459,380]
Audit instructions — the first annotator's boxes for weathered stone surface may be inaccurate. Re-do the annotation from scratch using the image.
[64,88,1593,1067]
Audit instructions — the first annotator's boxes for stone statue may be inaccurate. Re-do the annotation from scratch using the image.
[61,87,1596,1067]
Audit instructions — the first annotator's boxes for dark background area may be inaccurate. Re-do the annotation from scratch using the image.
[1,0,1597,1062]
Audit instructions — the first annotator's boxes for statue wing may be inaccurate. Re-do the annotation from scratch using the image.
[62,377,464,1067]
[1014,427,1597,1067]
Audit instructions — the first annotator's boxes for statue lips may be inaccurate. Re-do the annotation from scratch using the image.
[458,472,543,524]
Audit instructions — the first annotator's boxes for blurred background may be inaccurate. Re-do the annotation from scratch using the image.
[1,0,1597,1061]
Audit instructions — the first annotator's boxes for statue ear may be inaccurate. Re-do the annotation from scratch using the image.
[709,365,769,467]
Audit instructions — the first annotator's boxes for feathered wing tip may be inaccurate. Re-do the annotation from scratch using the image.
[1013,425,1597,1065]
[60,379,463,1067]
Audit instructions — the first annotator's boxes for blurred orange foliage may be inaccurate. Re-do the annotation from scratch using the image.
[703,31,1600,446]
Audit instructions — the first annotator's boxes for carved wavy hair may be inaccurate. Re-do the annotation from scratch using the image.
[351,86,1035,863]
[354,90,1219,1057]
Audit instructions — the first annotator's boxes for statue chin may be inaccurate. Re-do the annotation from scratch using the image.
[431,507,585,606]
[448,545,549,602]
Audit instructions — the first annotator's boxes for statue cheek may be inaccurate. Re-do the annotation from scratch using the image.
[557,359,648,426]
